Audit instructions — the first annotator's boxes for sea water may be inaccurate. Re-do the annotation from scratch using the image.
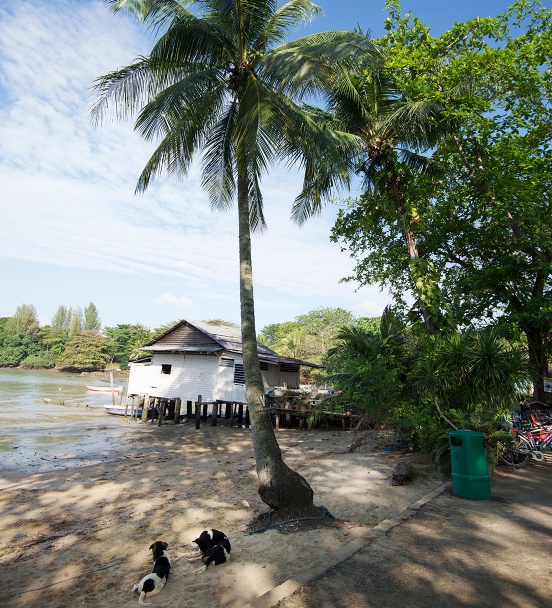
[0,368,134,474]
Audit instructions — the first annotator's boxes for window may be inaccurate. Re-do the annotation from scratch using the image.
[161,364,172,375]
[234,363,245,385]
[280,363,299,373]
[260,361,269,370]
[219,358,234,367]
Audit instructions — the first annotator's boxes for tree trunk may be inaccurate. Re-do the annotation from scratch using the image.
[522,323,551,404]
[390,173,438,334]
[237,170,316,513]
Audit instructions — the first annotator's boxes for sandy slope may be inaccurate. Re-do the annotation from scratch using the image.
[0,422,443,607]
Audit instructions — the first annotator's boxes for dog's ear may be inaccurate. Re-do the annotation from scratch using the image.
[149,543,155,550]
[193,538,200,544]
[161,541,168,549]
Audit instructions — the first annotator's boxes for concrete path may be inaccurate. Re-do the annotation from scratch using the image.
[247,463,552,608]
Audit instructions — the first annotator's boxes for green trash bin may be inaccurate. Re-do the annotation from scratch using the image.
[449,430,491,499]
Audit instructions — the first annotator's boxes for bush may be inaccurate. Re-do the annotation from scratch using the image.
[20,352,56,369]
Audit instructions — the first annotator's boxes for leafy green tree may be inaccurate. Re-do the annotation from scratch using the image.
[321,313,404,422]
[92,0,372,514]
[39,325,69,358]
[380,0,552,398]
[56,331,110,371]
[4,304,40,336]
[330,1,552,398]
[260,308,357,366]
[84,302,102,332]
[258,321,302,349]
[104,324,153,369]
[51,306,72,332]
[69,307,83,337]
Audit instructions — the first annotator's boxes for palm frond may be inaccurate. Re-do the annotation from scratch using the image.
[202,99,238,212]
[258,0,324,48]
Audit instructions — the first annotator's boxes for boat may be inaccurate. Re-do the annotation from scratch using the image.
[103,404,141,416]
[87,385,122,393]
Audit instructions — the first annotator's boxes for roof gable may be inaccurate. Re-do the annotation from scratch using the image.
[141,319,320,367]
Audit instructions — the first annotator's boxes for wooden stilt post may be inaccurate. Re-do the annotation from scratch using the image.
[202,401,208,421]
[195,395,202,429]
[174,398,181,424]
[141,394,149,423]
[157,399,164,427]
[187,401,193,419]
[211,402,218,426]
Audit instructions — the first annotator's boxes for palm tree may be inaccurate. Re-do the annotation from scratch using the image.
[91,0,375,514]
[410,328,531,429]
[301,41,451,333]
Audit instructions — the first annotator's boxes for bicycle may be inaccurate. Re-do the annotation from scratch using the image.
[499,401,552,468]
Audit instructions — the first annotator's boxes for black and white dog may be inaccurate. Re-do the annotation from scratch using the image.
[132,541,171,606]
[185,529,231,573]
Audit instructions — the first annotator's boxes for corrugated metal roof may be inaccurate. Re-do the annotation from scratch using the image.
[140,319,321,368]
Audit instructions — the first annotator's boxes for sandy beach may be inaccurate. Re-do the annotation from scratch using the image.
[0,420,444,607]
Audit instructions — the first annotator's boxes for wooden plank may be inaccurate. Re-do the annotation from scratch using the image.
[141,394,149,423]
[174,398,181,424]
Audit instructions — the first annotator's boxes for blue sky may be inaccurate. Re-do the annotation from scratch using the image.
[0,0,514,332]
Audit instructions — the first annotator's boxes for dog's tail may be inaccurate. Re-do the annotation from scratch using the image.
[138,591,152,606]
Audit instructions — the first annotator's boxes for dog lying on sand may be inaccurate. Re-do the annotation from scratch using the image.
[132,541,171,605]
[184,529,231,573]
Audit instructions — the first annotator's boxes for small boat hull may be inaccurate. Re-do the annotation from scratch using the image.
[103,405,141,416]
[87,385,121,393]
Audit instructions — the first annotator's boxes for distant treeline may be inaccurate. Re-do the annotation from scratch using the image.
[0,303,174,371]
[0,303,355,374]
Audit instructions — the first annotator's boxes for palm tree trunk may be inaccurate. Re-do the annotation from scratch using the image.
[390,174,438,334]
[237,170,317,514]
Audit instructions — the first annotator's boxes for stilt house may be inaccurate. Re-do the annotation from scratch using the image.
[127,320,319,404]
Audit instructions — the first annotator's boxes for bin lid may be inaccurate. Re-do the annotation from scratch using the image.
[449,430,485,437]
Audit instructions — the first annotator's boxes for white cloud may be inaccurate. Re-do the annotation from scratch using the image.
[157,293,194,308]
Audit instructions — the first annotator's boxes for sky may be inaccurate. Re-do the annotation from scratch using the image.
[0,0,514,332]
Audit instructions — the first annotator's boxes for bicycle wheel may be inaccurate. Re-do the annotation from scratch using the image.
[499,448,531,468]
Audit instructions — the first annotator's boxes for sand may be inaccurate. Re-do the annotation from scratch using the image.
[0,421,444,607]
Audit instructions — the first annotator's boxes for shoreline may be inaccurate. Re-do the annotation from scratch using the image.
[0,423,445,608]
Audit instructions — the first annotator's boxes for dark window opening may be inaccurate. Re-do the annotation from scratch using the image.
[260,361,269,370]
[220,358,234,367]
[161,364,172,375]
[234,363,245,385]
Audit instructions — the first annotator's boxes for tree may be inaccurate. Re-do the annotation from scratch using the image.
[92,0,372,514]
[410,328,531,431]
[4,304,40,336]
[69,307,83,337]
[310,29,453,333]
[51,305,71,332]
[104,324,153,369]
[84,302,102,332]
[377,0,552,398]
[56,331,110,371]
[322,312,404,423]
